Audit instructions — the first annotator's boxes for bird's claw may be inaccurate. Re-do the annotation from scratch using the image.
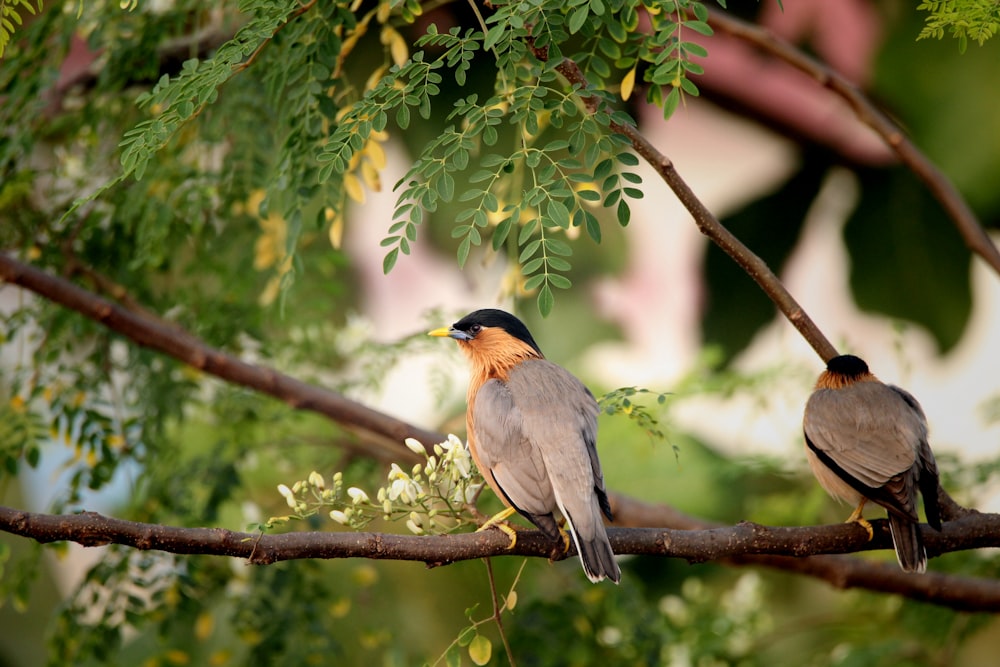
[559,527,571,553]
[476,507,518,549]
[852,516,875,541]
[844,501,874,541]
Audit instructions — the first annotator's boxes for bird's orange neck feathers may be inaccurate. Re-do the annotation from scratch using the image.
[458,327,543,387]
[815,369,878,390]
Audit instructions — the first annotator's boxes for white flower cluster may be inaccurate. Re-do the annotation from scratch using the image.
[268,434,483,535]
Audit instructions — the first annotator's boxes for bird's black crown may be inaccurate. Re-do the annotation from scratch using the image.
[453,309,543,355]
[826,354,870,377]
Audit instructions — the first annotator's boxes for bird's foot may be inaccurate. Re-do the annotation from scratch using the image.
[476,507,518,549]
[559,526,571,553]
[845,501,874,540]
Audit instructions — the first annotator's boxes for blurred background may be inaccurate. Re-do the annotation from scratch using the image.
[2,0,1000,665]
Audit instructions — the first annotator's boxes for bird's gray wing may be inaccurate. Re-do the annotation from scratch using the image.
[472,378,558,527]
[504,360,610,537]
[891,385,943,530]
[804,381,926,520]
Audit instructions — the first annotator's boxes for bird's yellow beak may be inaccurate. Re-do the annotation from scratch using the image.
[428,326,471,341]
[427,326,454,338]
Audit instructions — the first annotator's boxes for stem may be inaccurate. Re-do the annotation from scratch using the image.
[485,558,517,667]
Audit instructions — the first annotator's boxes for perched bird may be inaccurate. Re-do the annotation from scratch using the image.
[429,308,620,583]
[803,354,942,572]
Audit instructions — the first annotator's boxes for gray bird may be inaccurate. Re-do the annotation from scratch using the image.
[429,308,620,583]
[803,354,942,572]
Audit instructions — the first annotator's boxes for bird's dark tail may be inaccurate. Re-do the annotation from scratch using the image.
[568,525,620,584]
[888,514,927,573]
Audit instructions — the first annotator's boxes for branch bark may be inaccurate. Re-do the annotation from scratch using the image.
[3,505,999,612]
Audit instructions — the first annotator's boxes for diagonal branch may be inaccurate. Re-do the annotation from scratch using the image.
[527,42,838,362]
[3,505,1000,612]
[704,7,1000,278]
[0,252,442,454]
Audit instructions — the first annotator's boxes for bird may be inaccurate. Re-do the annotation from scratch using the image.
[429,308,620,583]
[803,354,942,573]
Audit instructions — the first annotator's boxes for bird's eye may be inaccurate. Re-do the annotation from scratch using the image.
[468,324,482,335]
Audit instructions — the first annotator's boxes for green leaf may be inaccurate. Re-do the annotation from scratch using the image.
[519,218,538,244]
[685,20,713,36]
[523,274,545,291]
[544,237,572,256]
[568,5,589,33]
[548,199,571,229]
[537,284,554,316]
[519,240,541,263]
[457,236,472,268]
[585,212,602,242]
[617,199,630,225]
[397,105,411,129]
[493,218,513,249]
[546,257,571,271]
[548,273,572,288]
[457,626,477,647]
[438,172,455,201]
[616,152,639,166]
[663,87,680,119]
[383,248,400,274]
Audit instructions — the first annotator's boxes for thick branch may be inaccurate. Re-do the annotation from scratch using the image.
[3,505,999,612]
[529,44,839,362]
[705,8,1000,278]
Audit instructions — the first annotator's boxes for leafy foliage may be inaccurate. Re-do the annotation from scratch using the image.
[2,0,1000,665]
[918,0,1000,50]
[0,0,41,58]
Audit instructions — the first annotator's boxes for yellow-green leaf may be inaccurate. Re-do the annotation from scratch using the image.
[621,66,636,101]
[468,635,492,666]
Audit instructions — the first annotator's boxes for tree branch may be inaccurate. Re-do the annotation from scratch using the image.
[528,42,839,363]
[2,505,999,612]
[0,253,442,453]
[704,7,1000,278]
[0,255,983,607]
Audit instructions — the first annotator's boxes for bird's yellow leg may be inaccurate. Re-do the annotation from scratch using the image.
[845,500,874,540]
[558,526,571,553]
[476,507,519,549]
[552,518,571,553]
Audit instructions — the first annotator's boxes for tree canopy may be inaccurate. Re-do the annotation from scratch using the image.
[2,1,1000,666]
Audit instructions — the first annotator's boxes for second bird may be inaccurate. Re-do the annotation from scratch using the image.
[429,308,620,583]
[803,354,942,572]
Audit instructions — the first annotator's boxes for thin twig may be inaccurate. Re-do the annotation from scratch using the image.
[484,558,517,667]
[704,7,1000,278]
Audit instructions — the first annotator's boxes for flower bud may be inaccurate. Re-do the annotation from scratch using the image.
[347,487,370,504]
[404,438,427,456]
